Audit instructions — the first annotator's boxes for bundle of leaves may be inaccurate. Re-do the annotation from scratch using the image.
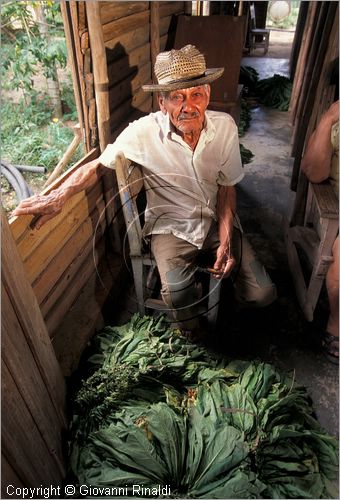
[238,99,254,165]
[239,66,260,98]
[69,315,338,499]
[240,144,254,165]
[238,99,253,138]
[256,74,292,111]
[239,67,292,112]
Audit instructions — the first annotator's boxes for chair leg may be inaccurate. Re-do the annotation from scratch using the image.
[207,276,221,327]
[131,258,145,315]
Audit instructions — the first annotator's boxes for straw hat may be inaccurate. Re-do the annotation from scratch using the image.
[142,45,224,92]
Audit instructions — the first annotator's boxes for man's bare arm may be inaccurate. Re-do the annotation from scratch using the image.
[301,100,339,183]
[12,158,103,229]
[213,184,236,278]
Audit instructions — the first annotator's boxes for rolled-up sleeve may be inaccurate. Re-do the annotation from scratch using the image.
[218,121,244,186]
[98,121,145,169]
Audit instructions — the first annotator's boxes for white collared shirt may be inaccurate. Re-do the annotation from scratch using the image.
[99,110,244,248]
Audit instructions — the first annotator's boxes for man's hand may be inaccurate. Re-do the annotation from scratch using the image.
[12,189,66,229]
[323,100,339,126]
[12,158,102,229]
[212,245,236,279]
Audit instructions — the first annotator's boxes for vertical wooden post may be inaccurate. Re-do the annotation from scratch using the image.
[150,2,160,111]
[289,2,318,127]
[85,1,118,247]
[2,211,66,421]
[61,1,91,152]
[86,1,111,152]
[2,210,67,486]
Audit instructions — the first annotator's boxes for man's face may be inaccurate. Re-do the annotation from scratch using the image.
[158,85,211,135]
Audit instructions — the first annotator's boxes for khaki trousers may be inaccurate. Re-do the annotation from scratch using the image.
[151,222,277,329]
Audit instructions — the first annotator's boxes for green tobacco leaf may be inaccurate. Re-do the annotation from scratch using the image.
[191,416,248,491]
[146,403,187,484]
[182,411,205,487]
[220,383,257,435]
[193,468,265,499]
[80,420,169,484]
[69,316,339,499]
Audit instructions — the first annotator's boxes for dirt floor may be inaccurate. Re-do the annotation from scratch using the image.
[249,28,295,59]
[221,30,339,439]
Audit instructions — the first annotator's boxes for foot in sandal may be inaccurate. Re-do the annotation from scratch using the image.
[321,331,339,365]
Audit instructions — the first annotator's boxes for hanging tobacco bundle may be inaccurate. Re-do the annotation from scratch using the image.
[68,315,338,499]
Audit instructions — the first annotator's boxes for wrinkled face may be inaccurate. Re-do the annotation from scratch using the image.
[158,85,211,135]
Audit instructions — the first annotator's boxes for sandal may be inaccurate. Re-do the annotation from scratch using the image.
[176,327,206,343]
[321,331,339,365]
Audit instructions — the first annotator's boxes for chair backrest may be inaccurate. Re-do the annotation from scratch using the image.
[249,3,256,27]
[115,152,144,256]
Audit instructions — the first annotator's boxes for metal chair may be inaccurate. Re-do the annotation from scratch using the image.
[115,152,221,326]
[285,180,338,321]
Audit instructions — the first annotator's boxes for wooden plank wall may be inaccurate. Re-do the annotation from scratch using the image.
[9,149,106,339]
[95,1,185,140]
[61,0,185,146]
[61,1,185,241]
[6,1,186,374]
[288,1,338,225]
[2,212,66,492]
[9,147,128,375]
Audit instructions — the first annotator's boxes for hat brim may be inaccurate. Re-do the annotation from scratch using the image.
[142,67,224,92]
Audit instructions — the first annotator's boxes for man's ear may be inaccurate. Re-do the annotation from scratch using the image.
[158,95,167,115]
[205,84,211,104]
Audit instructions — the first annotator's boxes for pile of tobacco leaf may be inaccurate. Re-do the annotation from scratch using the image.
[68,315,338,499]
[239,99,254,165]
[239,66,292,111]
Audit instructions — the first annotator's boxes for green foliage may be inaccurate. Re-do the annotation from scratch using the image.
[1,1,67,97]
[1,97,83,171]
[240,144,254,165]
[256,74,292,111]
[1,2,83,174]
[238,98,254,164]
[69,315,339,499]
[239,66,292,112]
[238,99,253,137]
[61,85,80,121]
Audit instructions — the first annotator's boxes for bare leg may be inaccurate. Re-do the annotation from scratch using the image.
[326,236,339,337]
[323,236,339,361]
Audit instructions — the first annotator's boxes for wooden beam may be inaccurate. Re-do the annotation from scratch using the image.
[68,1,91,152]
[81,10,150,50]
[107,43,150,88]
[2,211,66,425]
[86,1,111,152]
[108,62,151,112]
[2,286,65,477]
[99,2,149,25]
[289,2,319,127]
[150,2,160,111]
[105,24,150,57]
[60,1,86,147]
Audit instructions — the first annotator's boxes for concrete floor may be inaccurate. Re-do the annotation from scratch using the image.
[113,39,339,440]
[231,51,339,439]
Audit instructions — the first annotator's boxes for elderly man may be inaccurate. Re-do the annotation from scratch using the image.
[13,45,276,337]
